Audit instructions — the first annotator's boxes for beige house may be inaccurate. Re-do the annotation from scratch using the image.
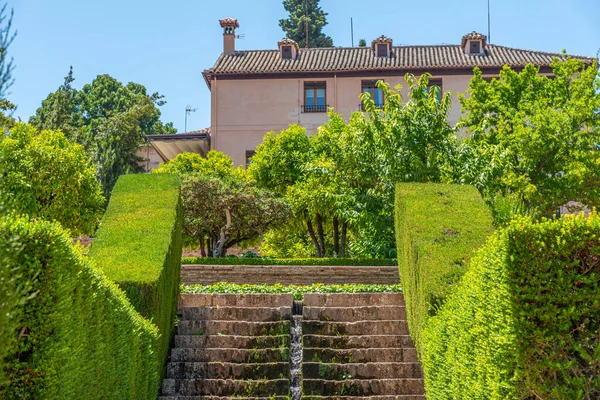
[200,18,596,167]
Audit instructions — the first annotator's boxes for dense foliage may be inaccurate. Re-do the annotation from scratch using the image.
[157,151,288,257]
[182,257,397,266]
[423,214,600,399]
[30,71,176,196]
[0,215,159,399]
[456,58,600,218]
[279,0,333,48]
[0,123,104,236]
[89,174,182,381]
[182,282,402,300]
[251,74,456,258]
[394,182,494,353]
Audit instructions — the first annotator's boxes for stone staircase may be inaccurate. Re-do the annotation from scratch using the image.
[301,293,425,399]
[159,294,293,399]
[160,293,425,399]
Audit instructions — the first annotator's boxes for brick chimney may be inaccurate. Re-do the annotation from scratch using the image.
[220,18,239,55]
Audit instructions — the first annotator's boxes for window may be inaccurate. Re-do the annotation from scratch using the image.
[281,45,292,59]
[426,79,443,102]
[377,43,388,57]
[361,80,384,109]
[245,150,255,168]
[469,40,481,54]
[303,81,327,113]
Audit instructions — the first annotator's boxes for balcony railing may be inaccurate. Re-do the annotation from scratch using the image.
[301,104,328,113]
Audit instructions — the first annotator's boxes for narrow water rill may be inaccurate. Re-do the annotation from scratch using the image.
[290,300,303,400]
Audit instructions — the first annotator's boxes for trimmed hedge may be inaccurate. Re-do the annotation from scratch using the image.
[182,283,403,300]
[395,183,493,353]
[182,257,397,266]
[423,214,600,399]
[0,215,159,399]
[89,173,182,382]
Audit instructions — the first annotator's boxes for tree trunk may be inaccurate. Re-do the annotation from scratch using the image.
[333,216,340,257]
[306,213,322,258]
[213,208,232,258]
[199,236,206,257]
[340,221,348,258]
[316,213,326,258]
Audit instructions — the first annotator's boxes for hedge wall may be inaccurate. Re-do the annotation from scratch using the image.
[423,214,600,399]
[395,183,493,353]
[89,173,182,381]
[0,215,159,399]
[182,257,397,266]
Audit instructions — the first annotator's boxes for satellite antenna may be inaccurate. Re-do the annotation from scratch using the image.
[184,105,198,133]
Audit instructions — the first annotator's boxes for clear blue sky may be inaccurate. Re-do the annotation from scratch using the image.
[9,0,600,132]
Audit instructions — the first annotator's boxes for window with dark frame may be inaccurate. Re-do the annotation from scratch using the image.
[303,81,327,113]
[245,150,255,168]
[281,45,292,59]
[377,43,388,57]
[427,79,443,102]
[361,80,384,109]
[469,41,481,54]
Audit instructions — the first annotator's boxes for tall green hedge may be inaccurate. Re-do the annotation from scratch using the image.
[0,215,159,399]
[395,183,494,353]
[89,173,182,381]
[423,214,600,399]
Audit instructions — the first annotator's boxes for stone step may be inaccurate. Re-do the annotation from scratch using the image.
[302,320,408,336]
[303,348,418,363]
[179,293,293,308]
[166,362,289,380]
[301,396,426,400]
[303,293,404,307]
[181,265,398,286]
[302,379,425,396]
[161,378,290,396]
[303,306,406,321]
[303,362,423,380]
[177,320,290,336]
[170,348,290,363]
[303,335,414,349]
[181,306,291,322]
[174,334,290,349]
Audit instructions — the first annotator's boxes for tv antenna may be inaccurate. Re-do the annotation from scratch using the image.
[487,0,491,43]
[236,33,246,39]
[184,105,198,133]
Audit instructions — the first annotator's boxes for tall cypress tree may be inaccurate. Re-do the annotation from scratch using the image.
[279,0,333,48]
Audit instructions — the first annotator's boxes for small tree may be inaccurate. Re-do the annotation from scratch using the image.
[358,39,367,47]
[182,175,290,257]
[0,123,104,236]
[458,58,600,216]
[279,0,333,48]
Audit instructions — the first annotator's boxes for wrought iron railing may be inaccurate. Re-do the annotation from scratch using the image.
[301,105,328,113]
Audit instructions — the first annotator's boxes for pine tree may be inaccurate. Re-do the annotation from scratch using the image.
[279,0,333,48]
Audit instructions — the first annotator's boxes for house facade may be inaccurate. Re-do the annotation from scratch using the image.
[196,18,592,167]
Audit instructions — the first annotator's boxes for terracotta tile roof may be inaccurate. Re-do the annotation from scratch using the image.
[203,44,595,78]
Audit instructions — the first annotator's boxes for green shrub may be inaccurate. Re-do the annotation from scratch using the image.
[182,283,402,300]
[182,257,397,266]
[0,215,159,399]
[89,173,182,381]
[395,183,493,353]
[423,214,600,399]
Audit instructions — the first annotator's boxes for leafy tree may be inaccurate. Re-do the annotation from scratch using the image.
[0,2,16,131]
[154,150,245,182]
[358,39,367,47]
[182,175,290,257]
[0,123,104,236]
[30,72,176,197]
[279,0,333,48]
[457,58,600,217]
